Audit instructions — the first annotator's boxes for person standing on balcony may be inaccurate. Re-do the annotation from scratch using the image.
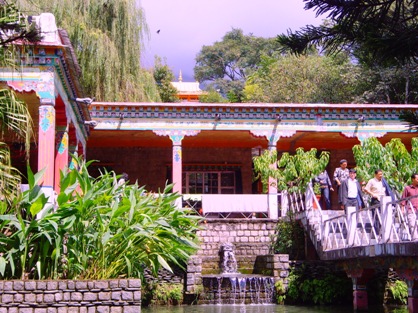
[333,159,349,187]
[339,169,365,214]
[333,159,349,205]
[364,169,395,236]
[313,170,334,210]
[401,173,418,240]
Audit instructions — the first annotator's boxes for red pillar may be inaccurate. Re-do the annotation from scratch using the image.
[38,102,56,195]
[346,268,373,311]
[54,126,68,193]
[396,268,418,313]
[406,279,418,313]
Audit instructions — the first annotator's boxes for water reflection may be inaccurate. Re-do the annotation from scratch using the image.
[141,304,407,313]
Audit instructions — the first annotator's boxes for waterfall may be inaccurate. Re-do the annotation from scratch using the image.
[201,243,275,305]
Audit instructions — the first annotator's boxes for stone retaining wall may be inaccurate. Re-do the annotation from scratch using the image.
[196,219,277,274]
[0,279,141,313]
[254,254,290,287]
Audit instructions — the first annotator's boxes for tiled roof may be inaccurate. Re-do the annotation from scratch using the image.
[171,81,203,95]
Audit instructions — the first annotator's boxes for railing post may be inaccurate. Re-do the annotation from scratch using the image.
[268,193,278,219]
[381,196,392,242]
[281,191,288,217]
[323,221,329,249]
[347,206,357,246]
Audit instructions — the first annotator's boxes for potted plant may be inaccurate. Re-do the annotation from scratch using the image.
[313,182,322,196]
[313,182,322,209]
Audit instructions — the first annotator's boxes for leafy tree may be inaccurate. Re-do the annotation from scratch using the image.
[194,28,281,102]
[277,0,418,66]
[244,52,360,103]
[278,2,418,104]
[199,88,227,103]
[352,137,418,194]
[153,57,178,103]
[16,0,160,102]
[253,148,329,193]
[354,63,418,104]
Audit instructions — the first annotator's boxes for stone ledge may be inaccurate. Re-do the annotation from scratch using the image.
[0,279,141,312]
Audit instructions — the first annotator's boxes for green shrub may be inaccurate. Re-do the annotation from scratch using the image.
[270,219,305,259]
[286,267,352,305]
[274,280,286,304]
[150,283,184,305]
[387,280,408,305]
[0,157,201,280]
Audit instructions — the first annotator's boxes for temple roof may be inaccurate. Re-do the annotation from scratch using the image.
[171,81,203,95]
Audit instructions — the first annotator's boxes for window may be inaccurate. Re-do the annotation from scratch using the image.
[183,171,236,194]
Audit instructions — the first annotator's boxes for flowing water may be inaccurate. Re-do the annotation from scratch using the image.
[202,243,275,304]
[141,304,408,313]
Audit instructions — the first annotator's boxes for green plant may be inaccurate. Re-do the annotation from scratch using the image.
[353,137,418,193]
[274,280,286,304]
[0,157,201,280]
[387,280,408,305]
[150,283,184,305]
[313,182,321,195]
[0,166,60,279]
[270,218,305,259]
[253,147,329,193]
[286,267,352,305]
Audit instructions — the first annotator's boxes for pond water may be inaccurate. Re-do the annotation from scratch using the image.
[141,304,408,313]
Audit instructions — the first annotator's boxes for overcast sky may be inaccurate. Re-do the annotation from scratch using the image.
[140,0,323,81]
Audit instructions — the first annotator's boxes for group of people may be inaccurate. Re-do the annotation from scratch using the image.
[313,159,418,240]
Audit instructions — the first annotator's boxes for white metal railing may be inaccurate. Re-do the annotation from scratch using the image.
[321,195,418,251]
[284,188,418,252]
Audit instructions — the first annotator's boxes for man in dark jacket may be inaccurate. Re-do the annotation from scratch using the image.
[339,169,365,214]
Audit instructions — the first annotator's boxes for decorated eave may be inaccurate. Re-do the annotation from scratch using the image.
[88,102,417,143]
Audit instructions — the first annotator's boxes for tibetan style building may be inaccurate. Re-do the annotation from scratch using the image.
[2,14,417,214]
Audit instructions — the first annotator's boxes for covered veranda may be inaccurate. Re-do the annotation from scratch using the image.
[85,102,417,218]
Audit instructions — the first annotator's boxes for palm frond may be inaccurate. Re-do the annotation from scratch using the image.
[0,142,21,206]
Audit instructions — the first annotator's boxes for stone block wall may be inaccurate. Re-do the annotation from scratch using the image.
[0,279,141,313]
[253,254,290,288]
[196,219,277,274]
[185,256,202,294]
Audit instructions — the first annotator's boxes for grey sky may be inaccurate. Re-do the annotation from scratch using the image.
[140,0,322,81]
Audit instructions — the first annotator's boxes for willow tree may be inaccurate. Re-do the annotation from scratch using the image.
[16,0,160,102]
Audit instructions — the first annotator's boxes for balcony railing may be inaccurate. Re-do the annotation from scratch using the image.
[182,193,281,219]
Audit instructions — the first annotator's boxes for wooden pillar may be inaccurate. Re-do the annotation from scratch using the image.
[54,126,68,193]
[169,134,184,194]
[38,101,56,200]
